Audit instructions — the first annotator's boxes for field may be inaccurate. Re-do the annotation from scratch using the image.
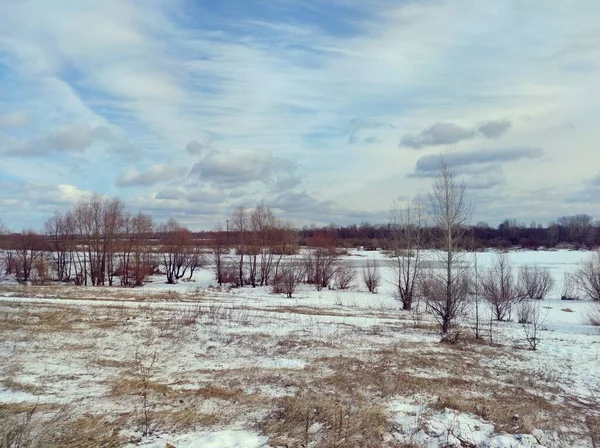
[0,249,599,448]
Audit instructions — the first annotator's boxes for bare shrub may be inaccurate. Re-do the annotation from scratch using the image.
[521,300,547,350]
[221,261,239,286]
[134,347,158,437]
[561,272,578,300]
[575,251,600,301]
[585,302,600,326]
[481,254,522,321]
[334,260,356,290]
[271,258,305,298]
[516,301,533,324]
[362,259,381,294]
[305,248,337,290]
[518,265,554,300]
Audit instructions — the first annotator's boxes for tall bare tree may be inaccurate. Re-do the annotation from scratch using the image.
[231,206,249,286]
[422,160,472,336]
[14,229,41,283]
[44,212,74,282]
[389,198,426,310]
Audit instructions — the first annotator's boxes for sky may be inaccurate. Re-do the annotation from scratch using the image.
[1,0,599,231]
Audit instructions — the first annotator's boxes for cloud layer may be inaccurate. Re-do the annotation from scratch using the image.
[1,0,599,228]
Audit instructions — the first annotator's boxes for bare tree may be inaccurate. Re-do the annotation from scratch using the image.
[481,253,521,321]
[211,223,229,286]
[518,265,554,300]
[44,212,74,282]
[389,198,426,310]
[575,251,600,301]
[0,221,8,279]
[118,212,154,287]
[423,160,472,336]
[230,206,249,286]
[14,230,41,284]
[471,249,483,339]
[159,219,194,284]
[362,259,381,293]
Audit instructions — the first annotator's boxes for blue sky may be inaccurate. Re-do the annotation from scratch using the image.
[1,0,600,230]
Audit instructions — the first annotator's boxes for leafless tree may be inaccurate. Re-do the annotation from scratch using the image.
[211,223,229,286]
[423,159,472,336]
[118,212,154,287]
[362,259,381,293]
[272,221,298,281]
[103,197,126,286]
[248,202,277,287]
[575,250,600,301]
[0,221,8,278]
[481,253,521,321]
[471,249,483,339]
[230,206,249,286]
[389,198,426,310]
[14,229,41,283]
[518,265,555,300]
[159,219,194,284]
[44,212,74,282]
[72,194,125,286]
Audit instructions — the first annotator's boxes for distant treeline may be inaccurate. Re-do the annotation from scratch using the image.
[289,215,600,250]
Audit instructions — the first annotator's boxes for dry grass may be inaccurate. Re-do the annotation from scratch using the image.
[561,307,575,313]
[0,284,200,303]
[0,403,126,448]
[152,409,220,432]
[262,390,390,448]
[108,377,170,397]
[587,415,600,446]
[195,385,245,401]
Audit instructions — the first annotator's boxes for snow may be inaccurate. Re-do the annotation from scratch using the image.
[390,398,545,447]
[0,249,598,447]
[133,430,270,448]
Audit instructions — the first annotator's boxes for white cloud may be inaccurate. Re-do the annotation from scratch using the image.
[116,164,188,187]
[0,112,28,128]
[1,0,600,228]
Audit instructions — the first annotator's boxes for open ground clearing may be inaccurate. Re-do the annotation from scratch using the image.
[0,250,599,447]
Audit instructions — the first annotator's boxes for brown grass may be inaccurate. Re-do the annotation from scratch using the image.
[561,308,574,313]
[152,409,220,432]
[195,385,245,401]
[261,391,389,448]
[108,378,170,397]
